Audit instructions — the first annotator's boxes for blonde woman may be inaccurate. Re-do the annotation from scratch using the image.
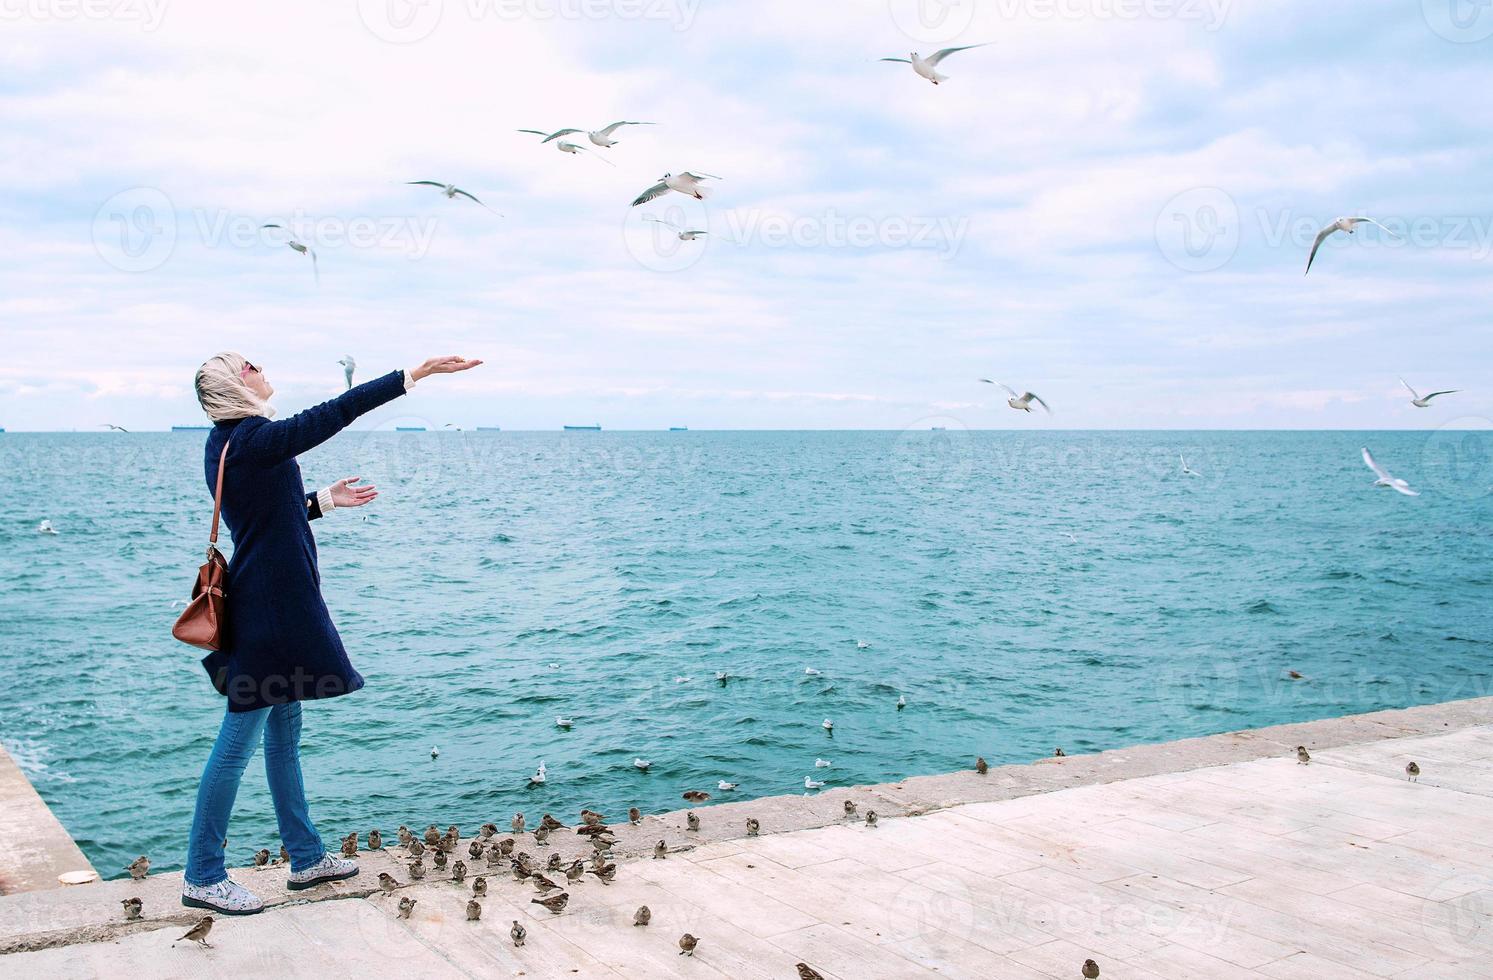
[182,353,481,914]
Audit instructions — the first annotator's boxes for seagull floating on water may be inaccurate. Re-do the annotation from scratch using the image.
[804,667,821,676]
[674,675,691,683]
[1180,455,1201,477]
[1399,378,1458,408]
[1304,217,1400,275]
[555,716,573,728]
[407,181,501,215]
[804,776,825,790]
[815,758,831,768]
[38,520,58,535]
[1362,447,1419,497]
[430,745,440,759]
[822,719,834,731]
[717,780,738,791]
[897,695,906,710]
[633,758,652,771]
[631,172,721,207]
[855,640,869,650]
[879,44,989,85]
[981,380,1051,414]
[530,762,547,785]
[261,224,318,284]
[338,356,356,390]
[644,216,707,240]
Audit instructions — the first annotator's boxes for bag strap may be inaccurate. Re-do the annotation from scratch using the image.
[208,439,231,549]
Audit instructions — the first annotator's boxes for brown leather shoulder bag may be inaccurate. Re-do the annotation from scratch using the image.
[172,440,231,651]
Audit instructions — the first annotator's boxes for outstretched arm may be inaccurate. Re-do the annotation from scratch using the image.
[236,370,410,468]
[234,356,482,468]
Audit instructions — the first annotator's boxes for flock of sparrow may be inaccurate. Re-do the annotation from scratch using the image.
[121,742,1428,975]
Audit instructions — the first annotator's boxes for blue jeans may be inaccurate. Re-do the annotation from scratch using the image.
[185,702,326,886]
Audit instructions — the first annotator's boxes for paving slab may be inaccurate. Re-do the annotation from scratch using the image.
[5,698,1493,978]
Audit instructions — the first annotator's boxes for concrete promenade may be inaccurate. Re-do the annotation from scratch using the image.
[0,744,95,896]
[3,698,1493,977]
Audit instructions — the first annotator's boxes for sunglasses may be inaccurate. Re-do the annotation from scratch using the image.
[240,361,262,379]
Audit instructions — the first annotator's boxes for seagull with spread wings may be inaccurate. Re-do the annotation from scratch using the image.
[1304,216,1400,275]
[1399,377,1458,408]
[880,44,989,85]
[525,121,655,148]
[980,379,1052,414]
[644,216,708,241]
[261,224,319,284]
[407,181,501,215]
[631,172,721,207]
[1362,447,1419,497]
[517,130,616,165]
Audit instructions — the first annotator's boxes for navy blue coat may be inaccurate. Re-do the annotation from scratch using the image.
[202,370,408,712]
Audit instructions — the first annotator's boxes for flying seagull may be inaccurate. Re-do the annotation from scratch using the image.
[1361,447,1419,497]
[516,130,616,165]
[644,216,708,241]
[880,44,989,85]
[407,182,501,215]
[980,380,1051,414]
[1399,378,1458,408]
[261,224,319,284]
[101,424,129,432]
[1304,217,1400,275]
[631,172,721,207]
[1180,455,1200,476]
[338,356,356,390]
[525,121,655,148]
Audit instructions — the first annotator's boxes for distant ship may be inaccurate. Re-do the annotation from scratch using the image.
[669,427,688,431]
[171,425,211,431]
[563,424,601,431]
[931,426,947,431]
[395,426,427,432]
[476,427,502,431]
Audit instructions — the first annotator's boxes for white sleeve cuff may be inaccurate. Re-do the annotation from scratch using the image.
[317,487,336,515]
[403,368,418,392]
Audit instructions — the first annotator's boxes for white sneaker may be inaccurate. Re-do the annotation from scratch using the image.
[182,876,265,915]
[286,852,359,891]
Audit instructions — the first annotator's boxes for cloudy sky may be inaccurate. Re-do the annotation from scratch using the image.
[2,0,1490,430]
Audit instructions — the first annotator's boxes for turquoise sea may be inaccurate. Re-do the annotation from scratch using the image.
[0,430,1490,879]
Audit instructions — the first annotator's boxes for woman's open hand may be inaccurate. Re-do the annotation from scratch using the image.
[412,356,483,381]
[329,476,378,509]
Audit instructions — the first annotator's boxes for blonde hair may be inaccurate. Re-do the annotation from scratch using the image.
[194,351,275,422]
